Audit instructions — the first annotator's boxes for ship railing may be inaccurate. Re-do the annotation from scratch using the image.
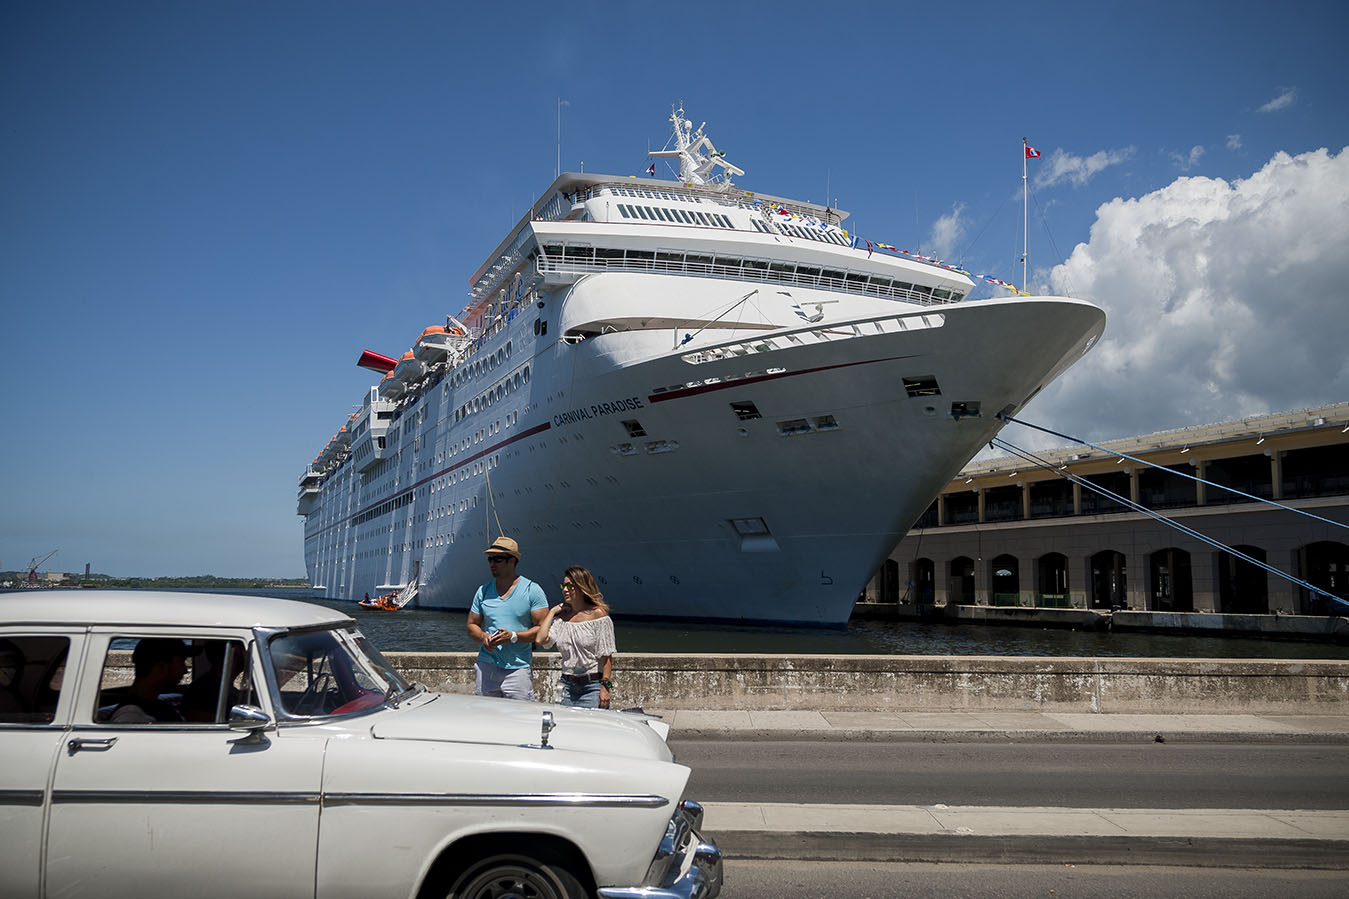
[560,181,835,223]
[535,254,961,307]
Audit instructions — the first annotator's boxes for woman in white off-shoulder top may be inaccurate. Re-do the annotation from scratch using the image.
[537,566,615,708]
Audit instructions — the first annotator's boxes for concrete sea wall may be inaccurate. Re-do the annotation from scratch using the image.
[386,652,1349,714]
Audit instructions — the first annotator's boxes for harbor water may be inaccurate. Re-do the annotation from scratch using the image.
[265,590,1349,659]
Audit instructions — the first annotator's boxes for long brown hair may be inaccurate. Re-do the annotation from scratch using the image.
[563,566,610,614]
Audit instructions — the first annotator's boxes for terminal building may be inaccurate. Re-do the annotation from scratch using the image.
[864,402,1349,617]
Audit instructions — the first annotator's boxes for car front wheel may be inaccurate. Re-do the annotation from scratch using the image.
[446,853,587,899]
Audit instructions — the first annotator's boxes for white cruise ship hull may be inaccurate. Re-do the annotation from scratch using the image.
[303,273,1103,626]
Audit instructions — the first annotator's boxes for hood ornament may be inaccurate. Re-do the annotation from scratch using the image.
[539,710,556,749]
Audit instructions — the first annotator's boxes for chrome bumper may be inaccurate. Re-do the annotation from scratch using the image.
[598,800,723,899]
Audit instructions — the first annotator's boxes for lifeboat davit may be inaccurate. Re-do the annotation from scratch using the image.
[413,326,454,363]
[392,350,426,385]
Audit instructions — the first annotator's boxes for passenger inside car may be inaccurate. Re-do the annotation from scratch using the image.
[108,638,191,724]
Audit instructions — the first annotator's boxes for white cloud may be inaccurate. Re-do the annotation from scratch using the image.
[1226,134,1243,151]
[1023,147,1349,443]
[1258,87,1298,113]
[1169,144,1206,171]
[1034,146,1136,188]
[929,202,966,259]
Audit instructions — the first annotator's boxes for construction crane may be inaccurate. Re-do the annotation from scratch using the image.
[27,548,58,585]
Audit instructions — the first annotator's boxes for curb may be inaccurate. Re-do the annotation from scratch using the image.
[671,728,1349,744]
[717,832,1349,869]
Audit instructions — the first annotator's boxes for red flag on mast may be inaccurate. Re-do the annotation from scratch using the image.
[1024,145,1041,159]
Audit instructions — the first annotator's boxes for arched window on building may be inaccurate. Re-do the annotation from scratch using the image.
[1037,553,1070,607]
[1217,545,1269,614]
[990,554,1020,606]
[948,556,976,605]
[912,558,935,605]
[1150,547,1193,612]
[1296,541,1348,615]
[1090,550,1127,610]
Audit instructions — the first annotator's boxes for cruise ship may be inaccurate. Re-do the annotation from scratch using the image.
[298,108,1106,626]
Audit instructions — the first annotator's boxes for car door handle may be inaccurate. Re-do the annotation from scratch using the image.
[68,737,119,754]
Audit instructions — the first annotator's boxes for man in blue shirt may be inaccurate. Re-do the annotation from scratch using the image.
[466,536,549,700]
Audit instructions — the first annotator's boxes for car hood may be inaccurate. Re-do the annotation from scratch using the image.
[368,693,674,763]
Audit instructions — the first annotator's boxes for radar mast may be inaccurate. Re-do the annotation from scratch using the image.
[648,105,745,189]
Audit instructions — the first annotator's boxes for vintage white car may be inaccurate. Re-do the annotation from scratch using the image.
[0,591,722,899]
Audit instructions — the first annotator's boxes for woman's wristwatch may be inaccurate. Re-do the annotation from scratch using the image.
[601,679,613,690]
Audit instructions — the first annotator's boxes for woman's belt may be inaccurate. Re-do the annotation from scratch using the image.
[561,671,603,683]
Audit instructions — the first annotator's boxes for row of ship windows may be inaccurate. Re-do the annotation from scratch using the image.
[455,368,530,422]
[453,341,513,388]
[750,218,850,246]
[543,244,966,303]
[616,203,734,229]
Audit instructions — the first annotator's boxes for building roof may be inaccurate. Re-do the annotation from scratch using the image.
[962,401,1349,483]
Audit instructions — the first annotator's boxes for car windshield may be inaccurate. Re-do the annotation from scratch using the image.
[268,625,412,719]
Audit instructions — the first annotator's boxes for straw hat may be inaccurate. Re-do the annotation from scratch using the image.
[483,536,521,560]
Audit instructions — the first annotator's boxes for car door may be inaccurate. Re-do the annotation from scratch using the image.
[0,629,80,898]
[44,630,326,899]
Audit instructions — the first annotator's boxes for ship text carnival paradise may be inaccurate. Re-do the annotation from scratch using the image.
[299,108,1106,626]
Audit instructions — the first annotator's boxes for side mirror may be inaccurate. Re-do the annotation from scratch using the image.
[227,704,272,744]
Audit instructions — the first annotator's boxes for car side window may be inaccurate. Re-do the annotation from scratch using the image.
[0,636,69,725]
[95,637,254,725]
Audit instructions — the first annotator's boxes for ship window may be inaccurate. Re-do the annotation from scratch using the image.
[729,517,770,536]
[730,401,761,421]
[635,206,651,220]
[694,211,710,225]
[742,259,767,275]
[714,257,740,275]
[796,266,821,282]
[627,250,653,264]
[813,415,840,431]
[686,254,713,271]
[950,401,980,419]
[932,288,952,301]
[777,419,813,436]
[621,420,647,438]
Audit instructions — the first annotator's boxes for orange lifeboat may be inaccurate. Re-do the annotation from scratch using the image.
[414,325,454,363]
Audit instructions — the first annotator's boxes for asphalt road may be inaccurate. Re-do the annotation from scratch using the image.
[718,860,1349,899]
[671,739,1349,809]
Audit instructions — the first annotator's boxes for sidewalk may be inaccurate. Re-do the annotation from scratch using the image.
[703,801,1349,868]
[657,710,1349,868]
[654,709,1349,743]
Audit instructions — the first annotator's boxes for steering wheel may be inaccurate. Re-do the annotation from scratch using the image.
[333,688,385,715]
[293,672,334,715]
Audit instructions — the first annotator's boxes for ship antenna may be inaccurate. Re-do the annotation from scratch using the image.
[648,104,745,189]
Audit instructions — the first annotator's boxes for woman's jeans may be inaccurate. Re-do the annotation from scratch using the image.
[560,678,601,708]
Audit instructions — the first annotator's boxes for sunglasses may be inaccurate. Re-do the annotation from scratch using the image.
[560,581,575,590]
[487,556,513,564]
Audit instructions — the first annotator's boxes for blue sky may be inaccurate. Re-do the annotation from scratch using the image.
[2,0,1346,578]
